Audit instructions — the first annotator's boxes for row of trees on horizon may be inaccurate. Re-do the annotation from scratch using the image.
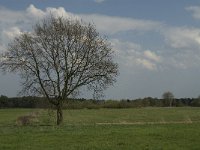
[0,92,200,109]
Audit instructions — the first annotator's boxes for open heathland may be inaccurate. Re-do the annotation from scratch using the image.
[0,107,200,150]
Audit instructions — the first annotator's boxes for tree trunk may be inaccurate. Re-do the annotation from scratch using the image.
[169,99,173,107]
[56,103,63,125]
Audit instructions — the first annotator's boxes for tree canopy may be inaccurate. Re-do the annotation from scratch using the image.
[162,91,174,107]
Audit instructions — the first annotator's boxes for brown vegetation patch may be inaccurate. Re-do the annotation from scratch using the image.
[16,112,39,126]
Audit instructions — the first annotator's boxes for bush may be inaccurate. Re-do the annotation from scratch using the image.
[16,112,39,126]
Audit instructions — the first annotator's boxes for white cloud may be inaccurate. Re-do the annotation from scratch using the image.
[26,4,78,19]
[136,58,157,70]
[111,36,200,71]
[0,4,163,71]
[111,39,160,71]
[3,27,21,39]
[45,6,78,19]
[144,50,161,62]
[0,4,80,53]
[26,4,45,18]
[32,4,158,34]
[163,27,200,48]
[81,14,162,34]
[0,4,161,42]
[1,4,200,71]
[186,6,200,20]
[0,27,22,52]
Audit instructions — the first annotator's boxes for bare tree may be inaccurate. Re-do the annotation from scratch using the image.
[0,16,118,125]
[162,91,174,107]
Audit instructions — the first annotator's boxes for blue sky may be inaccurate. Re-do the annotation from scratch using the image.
[1,0,200,99]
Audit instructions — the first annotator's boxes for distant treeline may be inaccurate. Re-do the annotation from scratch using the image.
[0,95,200,109]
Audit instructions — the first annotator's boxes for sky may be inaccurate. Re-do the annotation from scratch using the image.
[1,0,200,99]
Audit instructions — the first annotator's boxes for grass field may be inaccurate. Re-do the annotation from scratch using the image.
[0,107,200,149]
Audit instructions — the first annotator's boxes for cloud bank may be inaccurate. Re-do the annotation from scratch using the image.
[0,4,200,72]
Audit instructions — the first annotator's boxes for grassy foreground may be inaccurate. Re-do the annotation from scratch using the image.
[0,107,200,150]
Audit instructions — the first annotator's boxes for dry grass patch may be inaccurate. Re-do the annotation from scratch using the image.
[16,112,40,126]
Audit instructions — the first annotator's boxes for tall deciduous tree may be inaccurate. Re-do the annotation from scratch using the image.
[162,91,174,107]
[0,16,118,125]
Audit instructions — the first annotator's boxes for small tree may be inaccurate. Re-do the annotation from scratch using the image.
[162,91,174,107]
[0,16,118,125]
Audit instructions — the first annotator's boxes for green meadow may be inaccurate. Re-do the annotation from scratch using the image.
[0,107,200,150]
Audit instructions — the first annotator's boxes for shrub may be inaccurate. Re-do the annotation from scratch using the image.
[16,112,39,126]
